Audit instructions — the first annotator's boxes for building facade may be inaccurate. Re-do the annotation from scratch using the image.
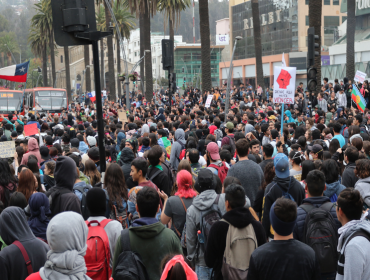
[324,2,370,82]
[222,0,346,88]
[174,45,224,88]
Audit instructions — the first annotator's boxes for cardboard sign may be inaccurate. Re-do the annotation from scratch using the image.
[354,70,366,83]
[205,95,213,108]
[118,109,128,123]
[24,123,38,136]
[273,66,296,104]
[0,141,15,158]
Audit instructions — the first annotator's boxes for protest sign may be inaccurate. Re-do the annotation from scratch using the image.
[273,66,296,104]
[118,109,128,123]
[0,141,15,158]
[205,95,213,108]
[354,70,366,83]
[24,123,38,136]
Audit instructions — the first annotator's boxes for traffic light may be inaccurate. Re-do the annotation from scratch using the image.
[183,77,186,83]
[133,81,136,85]
[307,27,320,92]
[182,67,184,73]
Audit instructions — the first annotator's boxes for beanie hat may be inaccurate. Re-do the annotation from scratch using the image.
[269,201,297,236]
[86,187,107,216]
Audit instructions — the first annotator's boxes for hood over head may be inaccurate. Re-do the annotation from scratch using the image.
[120,147,135,164]
[159,108,164,114]
[54,156,78,190]
[175,128,185,145]
[28,137,39,152]
[116,132,126,151]
[344,77,349,84]
[337,107,343,115]
[28,192,50,240]
[142,124,150,134]
[0,206,35,244]
[40,211,89,280]
[326,112,333,120]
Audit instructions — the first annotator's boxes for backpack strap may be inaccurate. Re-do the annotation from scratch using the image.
[214,194,220,205]
[208,164,220,171]
[86,219,112,228]
[121,228,131,252]
[148,167,162,182]
[338,229,370,275]
[13,241,33,276]
[300,203,316,214]
[319,201,335,212]
[178,196,187,212]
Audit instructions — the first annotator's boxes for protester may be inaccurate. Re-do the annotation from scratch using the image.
[27,193,51,241]
[25,211,90,280]
[0,207,49,279]
[0,158,17,207]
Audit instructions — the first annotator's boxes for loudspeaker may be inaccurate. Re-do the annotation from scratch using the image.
[162,39,174,71]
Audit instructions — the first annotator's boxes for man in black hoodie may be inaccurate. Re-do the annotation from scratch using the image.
[262,153,305,239]
[205,184,266,280]
[342,146,359,188]
[46,156,81,217]
[0,207,49,279]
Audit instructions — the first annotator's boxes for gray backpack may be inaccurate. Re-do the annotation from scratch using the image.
[221,219,257,280]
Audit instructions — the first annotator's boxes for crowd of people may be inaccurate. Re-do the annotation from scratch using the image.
[1,78,370,280]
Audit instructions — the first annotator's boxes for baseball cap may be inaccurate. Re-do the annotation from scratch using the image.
[206,142,220,161]
[40,146,51,161]
[87,136,97,147]
[340,86,345,91]
[70,138,80,148]
[226,122,234,130]
[274,153,289,179]
[88,147,100,161]
[307,144,323,155]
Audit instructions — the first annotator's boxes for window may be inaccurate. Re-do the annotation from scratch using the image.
[306,16,309,26]
[333,0,339,5]
[342,16,347,23]
[134,52,137,57]
[305,0,309,4]
[324,16,339,26]
[60,55,63,63]
[134,42,136,47]
[324,0,330,5]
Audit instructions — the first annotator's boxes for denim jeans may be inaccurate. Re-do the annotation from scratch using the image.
[195,265,213,280]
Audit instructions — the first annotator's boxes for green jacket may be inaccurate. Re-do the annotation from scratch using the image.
[79,171,90,185]
[112,221,182,280]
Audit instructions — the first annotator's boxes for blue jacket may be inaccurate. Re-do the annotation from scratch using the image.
[79,141,89,154]
[293,196,341,242]
[324,180,346,199]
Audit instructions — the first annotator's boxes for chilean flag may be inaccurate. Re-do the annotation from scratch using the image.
[88,91,96,102]
[0,61,29,82]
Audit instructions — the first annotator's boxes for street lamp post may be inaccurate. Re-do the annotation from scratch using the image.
[4,44,17,64]
[36,67,42,87]
[225,36,242,122]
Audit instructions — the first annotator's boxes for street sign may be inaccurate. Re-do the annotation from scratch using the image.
[216,34,229,45]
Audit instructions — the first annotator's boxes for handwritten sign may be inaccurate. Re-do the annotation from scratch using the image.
[273,66,296,104]
[118,109,128,123]
[354,70,366,83]
[24,123,38,136]
[0,141,15,158]
[205,95,213,108]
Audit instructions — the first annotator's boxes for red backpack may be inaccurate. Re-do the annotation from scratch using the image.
[208,162,229,183]
[84,219,112,280]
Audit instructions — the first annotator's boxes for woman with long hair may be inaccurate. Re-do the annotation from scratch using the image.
[301,160,316,186]
[104,163,128,227]
[0,158,17,207]
[18,168,37,202]
[149,133,158,147]
[84,159,101,186]
[158,170,197,254]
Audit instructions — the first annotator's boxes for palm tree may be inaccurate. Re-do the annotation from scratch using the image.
[28,28,46,86]
[113,0,135,98]
[29,0,56,87]
[64,46,72,101]
[346,0,355,81]
[0,32,20,66]
[309,0,322,93]
[128,0,157,101]
[198,0,211,92]
[251,0,264,96]
[157,0,190,43]
[96,5,106,91]
[84,45,92,92]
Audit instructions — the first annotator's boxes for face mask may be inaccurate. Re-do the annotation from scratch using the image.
[309,154,313,161]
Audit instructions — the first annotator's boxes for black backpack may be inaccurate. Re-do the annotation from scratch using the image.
[73,185,92,220]
[113,229,150,280]
[301,202,338,274]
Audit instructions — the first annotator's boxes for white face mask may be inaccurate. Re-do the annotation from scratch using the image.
[309,154,313,161]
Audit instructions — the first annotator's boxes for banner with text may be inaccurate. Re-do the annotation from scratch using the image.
[205,95,213,108]
[216,34,229,45]
[0,141,15,158]
[354,70,366,83]
[273,66,296,104]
